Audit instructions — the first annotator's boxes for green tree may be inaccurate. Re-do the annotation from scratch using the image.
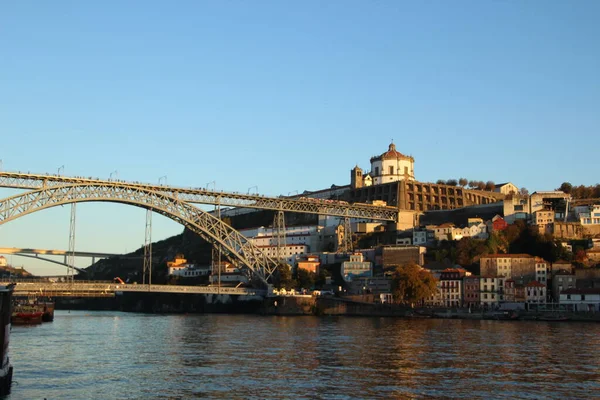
[391,262,438,306]
[274,263,296,290]
[446,179,458,186]
[557,182,572,194]
[295,268,316,290]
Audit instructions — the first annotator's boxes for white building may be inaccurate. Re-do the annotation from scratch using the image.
[479,276,500,308]
[535,261,549,285]
[341,253,372,282]
[451,223,488,240]
[256,244,309,265]
[559,288,600,312]
[494,182,518,195]
[169,265,211,278]
[413,228,435,246]
[439,268,470,307]
[369,142,415,185]
[577,205,600,225]
[525,281,546,304]
[552,272,575,302]
[430,223,454,241]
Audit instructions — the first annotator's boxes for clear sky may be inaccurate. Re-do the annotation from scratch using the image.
[1,1,598,275]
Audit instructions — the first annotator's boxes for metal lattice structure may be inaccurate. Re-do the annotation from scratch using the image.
[337,217,353,253]
[143,208,152,285]
[67,203,76,283]
[0,172,398,221]
[273,210,286,261]
[0,183,278,287]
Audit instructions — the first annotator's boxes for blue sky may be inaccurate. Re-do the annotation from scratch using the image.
[1,1,598,275]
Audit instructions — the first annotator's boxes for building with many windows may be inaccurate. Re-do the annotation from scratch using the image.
[479,276,500,308]
[577,205,600,226]
[439,268,470,307]
[525,281,546,305]
[341,253,372,282]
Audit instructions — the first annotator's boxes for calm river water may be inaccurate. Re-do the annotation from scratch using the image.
[5,311,600,399]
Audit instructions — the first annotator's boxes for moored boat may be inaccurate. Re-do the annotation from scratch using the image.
[11,304,44,325]
[41,300,55,322]
[538,314,571,322]
[0,284,15,395]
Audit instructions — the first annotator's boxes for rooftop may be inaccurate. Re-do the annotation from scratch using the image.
[481,254,534,259]
[526,281,546,288]
[561,288,600,295]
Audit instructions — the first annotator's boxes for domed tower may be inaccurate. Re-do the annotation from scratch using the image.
[350,165,363,189]
[369,142,415,185]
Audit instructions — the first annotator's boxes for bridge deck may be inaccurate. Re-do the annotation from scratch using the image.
[0,171,398,221]
[0,281,267,297]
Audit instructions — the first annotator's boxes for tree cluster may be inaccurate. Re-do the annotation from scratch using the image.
[434,178,497,192]
[557,182,600,199]
[390,262,438,306]
[427,220,574,271]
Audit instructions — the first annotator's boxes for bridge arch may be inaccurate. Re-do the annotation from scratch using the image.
[0,183,278,286]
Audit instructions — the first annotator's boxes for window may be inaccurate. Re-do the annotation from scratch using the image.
[389,166,394,175]
[375,167,379,176]
[404,166,408,175]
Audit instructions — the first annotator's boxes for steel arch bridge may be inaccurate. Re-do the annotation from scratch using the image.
[0,171,399,221]
[0,183,278,287]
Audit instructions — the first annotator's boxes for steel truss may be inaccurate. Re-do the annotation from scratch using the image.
[0,172,398,221]
[0,183,278,287]
[273,210,286,261]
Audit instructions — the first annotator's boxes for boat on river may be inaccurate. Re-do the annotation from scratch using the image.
[11,304,44,325]
[40,300,55,322]
[0,284,15,395]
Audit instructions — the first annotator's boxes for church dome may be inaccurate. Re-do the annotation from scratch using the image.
[370,143,413,162]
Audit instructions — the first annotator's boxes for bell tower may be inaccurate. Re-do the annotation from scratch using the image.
[351,165,363,189]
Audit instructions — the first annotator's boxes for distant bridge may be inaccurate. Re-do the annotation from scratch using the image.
[0,247,138,273]
[1,280,266,297]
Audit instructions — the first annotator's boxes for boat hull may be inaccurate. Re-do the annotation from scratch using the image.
[0,285,14,395]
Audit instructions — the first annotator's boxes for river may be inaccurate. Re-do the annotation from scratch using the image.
[6,311,600,399]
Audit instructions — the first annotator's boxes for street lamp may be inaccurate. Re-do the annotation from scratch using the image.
[158,176,167,186]
[288,190,298,197]
[110,170,118,180]
[206,181,216,191]
[0,159,3,171]
[248,185,258,195]
[57,165,64,176]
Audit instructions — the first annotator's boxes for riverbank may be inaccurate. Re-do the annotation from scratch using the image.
[54,294,600,322]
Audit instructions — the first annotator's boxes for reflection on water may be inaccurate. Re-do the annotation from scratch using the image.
[6,311,600,399]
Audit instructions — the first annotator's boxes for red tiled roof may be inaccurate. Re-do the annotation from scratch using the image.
[370,143,413,162]
[481,254,534,259]
[526,281,546,288]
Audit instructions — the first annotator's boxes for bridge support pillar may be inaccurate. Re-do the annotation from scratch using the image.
[143,208,152,285]
[67,202,77,283]
[273,210,286,262]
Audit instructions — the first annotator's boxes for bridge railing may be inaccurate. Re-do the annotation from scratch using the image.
[0,281,266,297]
[0,171,398,221]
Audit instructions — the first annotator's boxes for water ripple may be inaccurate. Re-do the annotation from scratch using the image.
[5,312,600,399]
